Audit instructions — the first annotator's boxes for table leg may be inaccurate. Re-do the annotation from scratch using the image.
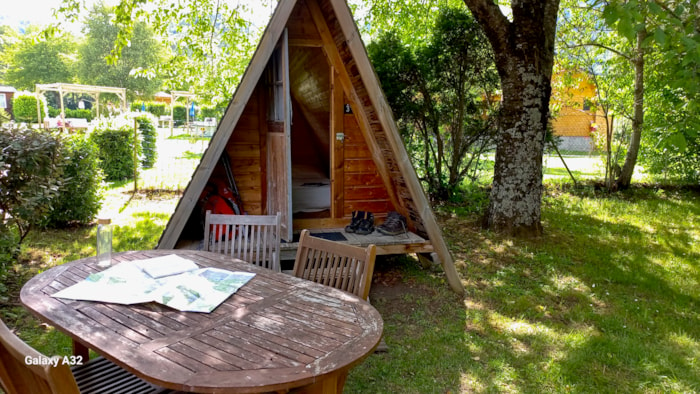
[289,371,348,394]
[72,339,90,361]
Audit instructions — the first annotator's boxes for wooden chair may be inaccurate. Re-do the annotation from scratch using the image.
[0,319,169,394]
[204,211,282,272]
[292,229,377,300]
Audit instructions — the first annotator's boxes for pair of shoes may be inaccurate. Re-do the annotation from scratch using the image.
[377,211,407,236]
[345,211,375,235]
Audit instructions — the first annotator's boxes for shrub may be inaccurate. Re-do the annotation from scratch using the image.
[41,134,103,228]
[173,104,187,126]
[136,116,158,168]
[0,109,9,125]
[0,125,64,267]
[146,102,167,117]
[200,106,223,121]
[130,101,144,112]
[65,108,94,121]
[0,223,17,271]
[90,127,139,181]
[47,107,94,122]
[130,101,168,117]
[12,94,45,123]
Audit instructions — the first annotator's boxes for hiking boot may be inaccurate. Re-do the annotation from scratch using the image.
[355,211,375,235]
[377,211,407,236]
[344,211,364,233]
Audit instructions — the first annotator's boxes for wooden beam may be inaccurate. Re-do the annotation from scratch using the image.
[375,243,434,255]
[289,38,323,47]
[330,68,344,219]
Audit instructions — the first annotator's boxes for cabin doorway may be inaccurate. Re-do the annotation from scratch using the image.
[288,44,332,221]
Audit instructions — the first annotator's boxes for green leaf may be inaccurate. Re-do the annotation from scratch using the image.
[653,28,667,47]
[647,2,663,15]
[602,4,620,26]
[663,133,688,152]
[617,18,635,42]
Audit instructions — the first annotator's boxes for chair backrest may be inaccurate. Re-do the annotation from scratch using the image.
[292,229,377,300]
[204,211,282,271]
[0,319,80,394]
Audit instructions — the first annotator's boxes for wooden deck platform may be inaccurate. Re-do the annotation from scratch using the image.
[279,228,433,260]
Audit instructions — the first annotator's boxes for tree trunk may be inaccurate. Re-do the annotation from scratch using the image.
[463,0,560,236]
[485,68,547,236]
[616,28,646,189]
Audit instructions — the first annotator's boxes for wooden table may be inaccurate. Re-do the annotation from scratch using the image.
[20,250,383,393]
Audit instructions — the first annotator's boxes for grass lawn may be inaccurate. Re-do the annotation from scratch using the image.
[1,141,698,393]
[347,186,699,393]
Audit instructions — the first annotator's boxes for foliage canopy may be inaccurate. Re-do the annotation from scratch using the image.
[368,7,499,200]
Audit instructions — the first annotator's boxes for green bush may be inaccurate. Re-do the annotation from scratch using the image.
[90,127,139,181]
[12,95,45,123]
[200,106,223,121]
[146,102,167,117]
[47,107,94,121]
[130,101,144,112]
[130,101,168,117]
[0,109,9,126]
[41,134,103,228]
[0,125,64,268]
[65,108,94,121]
[0,222,18,272]
[173,104,187,126]
[136,116,158,168]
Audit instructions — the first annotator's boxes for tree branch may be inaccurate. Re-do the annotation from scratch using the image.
[461,0,511,55]
[565,42,631,61]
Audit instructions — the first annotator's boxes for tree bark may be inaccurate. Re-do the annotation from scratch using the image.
[616,28,646,189]
[463,0,560,236]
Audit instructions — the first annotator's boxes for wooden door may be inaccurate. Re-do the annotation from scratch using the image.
[266,29,293,240]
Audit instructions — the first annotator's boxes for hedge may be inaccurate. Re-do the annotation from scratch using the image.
[90,127,140,181]
[131,101,168,117]
[13,95,45,123]
[173,104,187,125]
[42,134,103,228]
[136,116,158,168]
[48,107,94,121]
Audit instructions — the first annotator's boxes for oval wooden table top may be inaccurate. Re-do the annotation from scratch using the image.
[20,250,383,393]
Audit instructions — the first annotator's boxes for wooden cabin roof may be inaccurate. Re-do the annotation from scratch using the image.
[157,0,464,294]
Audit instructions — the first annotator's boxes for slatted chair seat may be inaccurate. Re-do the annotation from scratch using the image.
[0,319,170,394]
[204,211,282,272]
[292,229,377,300]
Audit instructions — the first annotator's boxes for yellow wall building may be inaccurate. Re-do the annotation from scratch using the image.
[550,73,607,152]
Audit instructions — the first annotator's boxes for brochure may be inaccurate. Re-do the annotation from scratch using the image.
[52,255,255,313]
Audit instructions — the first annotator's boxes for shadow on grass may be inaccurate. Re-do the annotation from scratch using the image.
[347,189,699,393]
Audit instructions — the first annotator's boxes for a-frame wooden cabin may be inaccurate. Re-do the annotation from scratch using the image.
[157,0,464,294]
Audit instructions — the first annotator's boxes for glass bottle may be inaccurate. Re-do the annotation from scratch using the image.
[96,218,113,268]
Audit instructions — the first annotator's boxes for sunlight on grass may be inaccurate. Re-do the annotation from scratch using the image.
[4,144,698,394]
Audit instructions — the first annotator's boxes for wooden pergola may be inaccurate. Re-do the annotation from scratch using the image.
[35,83,127,129]
[169,90,196,135]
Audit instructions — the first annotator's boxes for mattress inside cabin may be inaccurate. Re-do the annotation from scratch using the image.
[292,164,331,213]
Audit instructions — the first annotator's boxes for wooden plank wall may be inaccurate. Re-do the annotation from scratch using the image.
[221,85,266,215]
[342,109,393,217]
[318,0,428,237]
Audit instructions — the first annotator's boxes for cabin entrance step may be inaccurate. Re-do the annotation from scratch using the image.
[279,228,433,261]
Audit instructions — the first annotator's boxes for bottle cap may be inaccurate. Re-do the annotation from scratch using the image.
[97,218,111,225]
